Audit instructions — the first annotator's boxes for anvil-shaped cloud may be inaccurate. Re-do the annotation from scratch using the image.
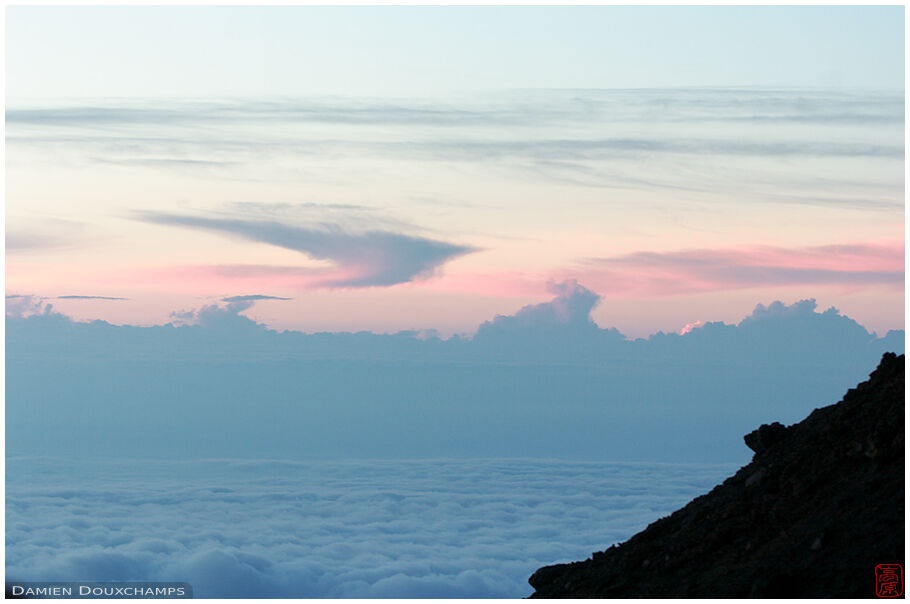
[136,213,478,287]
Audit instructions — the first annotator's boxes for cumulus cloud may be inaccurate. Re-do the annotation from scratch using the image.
[679,320,705,335]
[169,295,291,330]
[478,279,601,334]
[6,457,733,598]
[5,295,58,318]
[579,242,904,297]
[136,213,477,288]
[170,299,262,330]
[742,299,822,322]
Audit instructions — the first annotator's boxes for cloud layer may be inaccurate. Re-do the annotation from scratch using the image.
[137,213,477,287]
[577,243,904,297]
[7,284,902,463]
[6,457,733,598]
[8,89,903,209]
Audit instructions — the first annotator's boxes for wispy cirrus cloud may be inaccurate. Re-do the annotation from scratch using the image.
[573,242,904,297]
[8,90,903,164]
[57,295,129,301]
[221,294,292,303]
[8,90,902,208]
[6,89,903,129]
[136,213,478,288]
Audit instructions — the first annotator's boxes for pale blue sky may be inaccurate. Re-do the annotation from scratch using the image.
[5,5,905,337]
[7,6,905,101]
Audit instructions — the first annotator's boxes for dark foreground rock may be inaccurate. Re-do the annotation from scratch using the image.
[529,353,905,598]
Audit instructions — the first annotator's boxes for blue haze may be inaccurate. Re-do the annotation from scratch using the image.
[6,283,903,463]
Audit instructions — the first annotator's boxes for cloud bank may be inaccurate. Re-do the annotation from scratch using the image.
[6,282,903,463]
[137,213,477,287]
[6,457,733,598]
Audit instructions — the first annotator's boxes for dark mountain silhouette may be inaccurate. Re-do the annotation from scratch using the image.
[529,353,905,598]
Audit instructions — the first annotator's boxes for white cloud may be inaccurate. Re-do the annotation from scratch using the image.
[6,458,734,598]
[5,295,57,318]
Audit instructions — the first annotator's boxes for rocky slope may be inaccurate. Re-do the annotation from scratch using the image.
[529,353,905,598]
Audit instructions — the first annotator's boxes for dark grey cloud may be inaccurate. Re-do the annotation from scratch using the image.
[136,213,478,287]
[221,295,292,303]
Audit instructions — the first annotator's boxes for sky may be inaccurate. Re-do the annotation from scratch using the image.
[5,5,905,338]
[4,8,905,596]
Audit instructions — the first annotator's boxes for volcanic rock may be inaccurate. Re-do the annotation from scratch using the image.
[529,353,905,598]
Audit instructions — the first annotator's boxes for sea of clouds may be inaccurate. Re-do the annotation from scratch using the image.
[7,457,735,598]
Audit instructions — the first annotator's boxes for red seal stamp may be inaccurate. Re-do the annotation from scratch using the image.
[876,564,903,597]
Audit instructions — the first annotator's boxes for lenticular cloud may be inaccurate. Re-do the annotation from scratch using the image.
[136,213,477,287]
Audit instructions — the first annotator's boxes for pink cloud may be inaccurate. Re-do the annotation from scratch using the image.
[421,242,904,301]
[87,241,905,305]
[679,319,705,335]
[564,242,905,298]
